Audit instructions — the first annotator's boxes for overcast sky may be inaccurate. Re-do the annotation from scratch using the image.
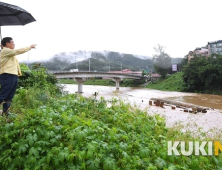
[2,0,222,62]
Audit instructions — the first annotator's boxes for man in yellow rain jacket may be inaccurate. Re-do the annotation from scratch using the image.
[0,37,36,116]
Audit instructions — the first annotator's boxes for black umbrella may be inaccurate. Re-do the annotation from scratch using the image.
[0,1,36,40]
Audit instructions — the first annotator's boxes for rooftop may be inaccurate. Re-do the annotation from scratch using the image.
[208,40,222,44]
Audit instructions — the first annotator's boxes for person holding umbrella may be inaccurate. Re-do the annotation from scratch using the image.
[0,37,36,116]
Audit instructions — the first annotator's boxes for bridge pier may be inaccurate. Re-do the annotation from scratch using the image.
[112,78,123,90]
[54,72,142,92]
[73,78,87,93]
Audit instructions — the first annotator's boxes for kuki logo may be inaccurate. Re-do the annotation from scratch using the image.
[168,141,222,156]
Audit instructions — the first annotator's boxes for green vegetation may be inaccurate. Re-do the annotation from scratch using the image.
[0,65,222,169]
[58,79,77,84]
[18,63,62,94]
[147,54,222,94]
[59,78,145,87]
[183,54,222,93]
[146,72,185,91]
[83,79,115,86]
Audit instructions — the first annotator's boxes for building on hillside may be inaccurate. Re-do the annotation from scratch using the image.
[188,47,208,61]
[103,69,142,79]
[150,73,160,77]
[208,40,222,56]
[109,69,142,76]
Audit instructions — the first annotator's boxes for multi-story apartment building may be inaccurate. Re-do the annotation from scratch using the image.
[188,47,208,61]
[208,40,222,56]
[188,40,222,62]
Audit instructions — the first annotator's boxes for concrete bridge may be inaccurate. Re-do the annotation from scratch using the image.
[53,71,143,93]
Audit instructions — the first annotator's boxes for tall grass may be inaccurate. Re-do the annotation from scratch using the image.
[146,72,186,91]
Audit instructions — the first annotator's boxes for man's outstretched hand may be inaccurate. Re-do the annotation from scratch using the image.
[30,44,37,49]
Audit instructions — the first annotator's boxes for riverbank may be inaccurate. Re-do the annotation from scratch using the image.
[63,84,222,138]
[146,72,186,91]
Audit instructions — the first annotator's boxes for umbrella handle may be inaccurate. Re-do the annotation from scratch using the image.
[0,27,2,50]
[0,26,2,41]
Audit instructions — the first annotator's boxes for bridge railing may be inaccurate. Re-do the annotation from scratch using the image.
[50,71,143,77]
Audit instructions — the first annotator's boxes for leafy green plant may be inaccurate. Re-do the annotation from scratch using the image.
[1,93,222,169]
[146,72,186,91]
[19,63,62,95]
[183,54,222,93]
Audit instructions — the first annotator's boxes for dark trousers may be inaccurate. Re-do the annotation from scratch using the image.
[0,73,18,113]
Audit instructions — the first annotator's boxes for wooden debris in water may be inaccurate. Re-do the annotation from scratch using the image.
[150,97,208,113]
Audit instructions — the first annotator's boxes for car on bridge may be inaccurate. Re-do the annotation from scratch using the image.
[70,69,79,72]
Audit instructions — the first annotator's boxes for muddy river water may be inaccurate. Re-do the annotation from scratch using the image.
[63,84,222,138]
[63,84,222,109]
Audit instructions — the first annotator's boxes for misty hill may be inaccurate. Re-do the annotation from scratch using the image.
[44,50,152,64]
[28,50,183,72]
[35,50,153,72]
[171,58,183,64]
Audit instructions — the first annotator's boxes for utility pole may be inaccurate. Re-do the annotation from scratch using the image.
[75,55,78,69]
[118,61,122,73]
[89,57,90,72]
[89,52,92,72]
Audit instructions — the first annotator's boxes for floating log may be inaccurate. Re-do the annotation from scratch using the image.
[202,109,207,113]
[160,102,164,108]
[197,108,202,112]
[192,107,197,112]
[150,97,208,113]
[156,100,160,106]
[149,101,152,105]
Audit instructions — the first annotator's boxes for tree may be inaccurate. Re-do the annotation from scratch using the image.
[183,54,222,92]
[152,45,171,78]
[180,55,188,70]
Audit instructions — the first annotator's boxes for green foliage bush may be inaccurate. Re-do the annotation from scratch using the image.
[58,79,77,84]
[12,87,51,112]
[1,93,222,169]
[83,79,115,86]
[19,63,62,95]
[146,72,186,91]
[146,54,222,94]
[183,54,222,93]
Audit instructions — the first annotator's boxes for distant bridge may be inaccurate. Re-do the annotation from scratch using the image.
[53,71,144,93]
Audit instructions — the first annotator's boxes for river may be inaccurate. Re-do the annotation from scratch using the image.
[63,84,222,109]
[63,84,222,138]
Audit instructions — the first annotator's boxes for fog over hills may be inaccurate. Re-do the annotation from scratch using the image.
[25,50,182,72]
[43,50,152,63]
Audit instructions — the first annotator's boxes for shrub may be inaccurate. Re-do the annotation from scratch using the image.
[1,95,222,169]
[19,63,62,95]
